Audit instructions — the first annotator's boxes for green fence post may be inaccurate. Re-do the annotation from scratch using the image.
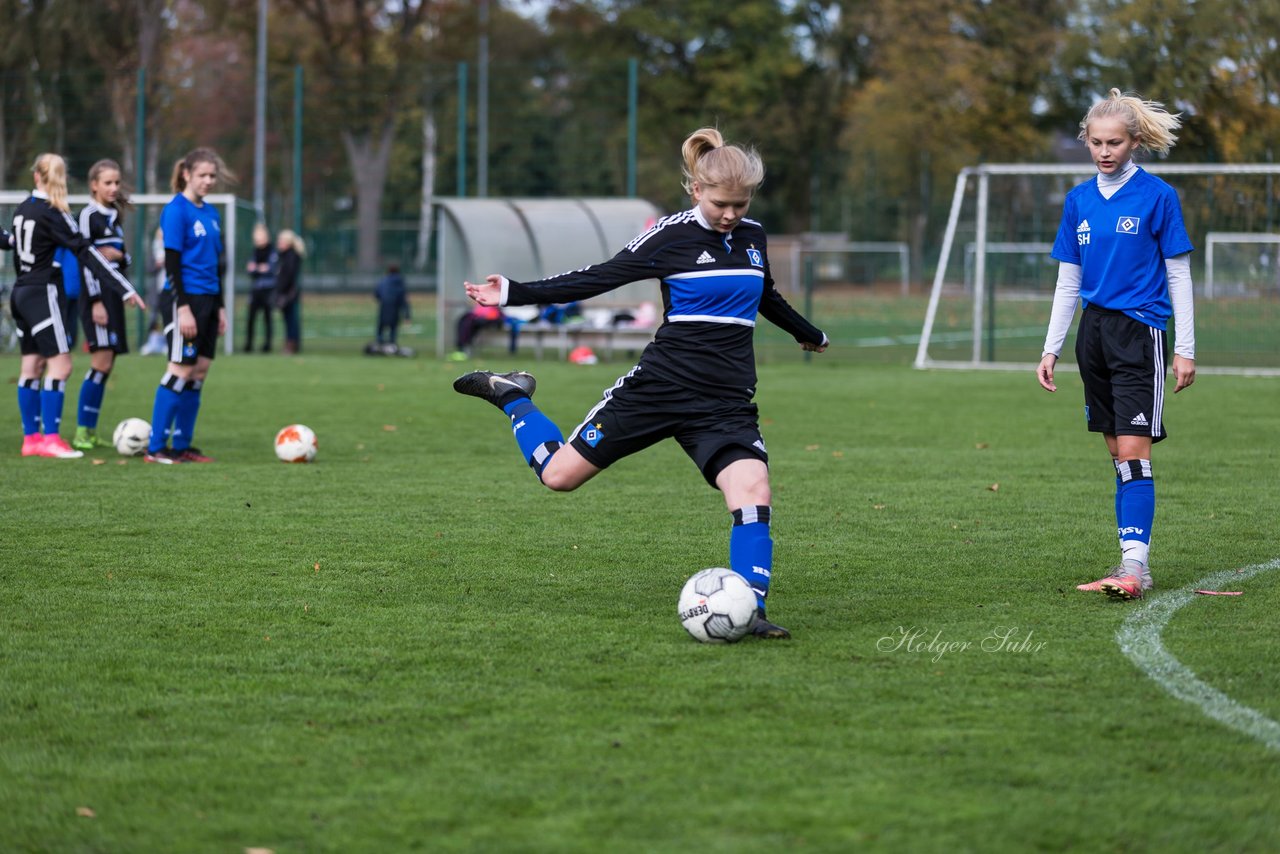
[134,67,147,346]
[457,62,468,198]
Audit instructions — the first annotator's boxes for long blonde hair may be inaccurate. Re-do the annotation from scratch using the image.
[32,153,70,213]
[1079,88,1182,156]
[680,127,765,197]
[277,228,307,258]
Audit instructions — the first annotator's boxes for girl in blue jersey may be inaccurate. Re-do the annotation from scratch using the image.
[145,148,231,464]
[454,128,829,639]
[72,160,133,450]
[11,153,144,459]
[1036,89,1196,600]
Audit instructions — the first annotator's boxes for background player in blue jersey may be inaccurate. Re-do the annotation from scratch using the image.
[1036,89,1196,600]
[454,127,828,639]
[145,148,231,464]
[11,153,144,459]
[72,159,133,450]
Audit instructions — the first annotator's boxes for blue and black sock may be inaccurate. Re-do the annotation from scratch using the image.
[1115,459,1154,568]
[172,379,203,452]
[77,369,109,430]
[17,378,41,436]
[731,505,773,610]
[502,397,564,481]
[40,378,67,437]
[149,373,186,453]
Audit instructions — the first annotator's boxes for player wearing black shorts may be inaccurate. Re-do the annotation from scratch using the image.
[454,128,828,639]
[11,153,143,459]
[145,148,231,464]
[1037,89,1196,601]
[72,159,134,451]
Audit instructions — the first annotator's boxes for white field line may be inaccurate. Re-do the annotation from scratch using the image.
[1116,558,1280,752]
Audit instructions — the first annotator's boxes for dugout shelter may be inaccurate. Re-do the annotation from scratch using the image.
[434,197,663,358]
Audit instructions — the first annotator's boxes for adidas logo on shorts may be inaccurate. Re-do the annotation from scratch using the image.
[1130,412,1149,426]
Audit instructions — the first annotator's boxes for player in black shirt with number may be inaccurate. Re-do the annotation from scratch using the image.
[10,153,144,458]
[454,128,828,639]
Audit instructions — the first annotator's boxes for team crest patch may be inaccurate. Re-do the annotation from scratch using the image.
[746,248,763,268]
[581,423,605,447]
[183,343,197,358]
[1116,216,1140,234]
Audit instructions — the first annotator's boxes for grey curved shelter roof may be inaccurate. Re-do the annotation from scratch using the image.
[435,197,664,355]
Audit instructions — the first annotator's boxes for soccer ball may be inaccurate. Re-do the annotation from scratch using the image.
[112,417,150,456]
[678,568,758,643]
[274,424,318,463]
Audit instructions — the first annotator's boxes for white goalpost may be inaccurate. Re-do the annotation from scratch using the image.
[914,163,1280,375]
[0,192,241,355]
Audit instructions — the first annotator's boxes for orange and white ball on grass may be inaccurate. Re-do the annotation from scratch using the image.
[274,424,318,463]
[678,567,758,643]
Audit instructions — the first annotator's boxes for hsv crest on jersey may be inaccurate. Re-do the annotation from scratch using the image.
[1116,216,1140,234]
[747,248,763,268]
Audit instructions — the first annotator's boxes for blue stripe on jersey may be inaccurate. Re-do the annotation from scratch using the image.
[664,268,764,325]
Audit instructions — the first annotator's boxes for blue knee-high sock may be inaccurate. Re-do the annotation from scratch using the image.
[502,397,564,481]
[18,378,41,436]
[1116,459,1155,567]
[730,505,773,610]
[149,373,185,453]
[77,369,108,429]
[40,378,67,437]
[172,379,203,452]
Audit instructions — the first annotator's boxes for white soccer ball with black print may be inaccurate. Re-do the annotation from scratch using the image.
[678,567,758,643]
[112,418,151,456]
[274,424,318,463]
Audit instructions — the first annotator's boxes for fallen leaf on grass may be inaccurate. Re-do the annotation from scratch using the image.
[805,444,821,451]
[1194,590,1243,596]
[382,424,397,432]
[76,807,95,818]
[92,458,106,465]
[988,483,1000,492]
[245,848,275,854]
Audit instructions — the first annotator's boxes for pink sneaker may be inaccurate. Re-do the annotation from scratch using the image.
[36,435,85,459]
[1077,566,1153,596]
[1101,573,1148,600]
[21,434,45,457]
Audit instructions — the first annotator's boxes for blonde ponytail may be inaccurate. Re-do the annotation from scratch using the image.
[1080,88,1182,156]
[680,127,765,197]
[32,153,70,213]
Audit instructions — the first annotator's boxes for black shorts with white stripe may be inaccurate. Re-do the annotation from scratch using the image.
[11,283,72,357]
[80,288,131,354]
[1075,305,1169,442]
[161,291,221,363]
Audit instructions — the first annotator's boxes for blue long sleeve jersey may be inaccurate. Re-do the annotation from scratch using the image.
[503,208,825,396]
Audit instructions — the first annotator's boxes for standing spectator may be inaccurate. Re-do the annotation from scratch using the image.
[1036,89,1196,600]
[274,228,305,354]
[72,158,134,450]
[243,223,277,352]
[375,262,409,349]
[11,153,144,458]
[145,147,233,464]
[139,226,168,355]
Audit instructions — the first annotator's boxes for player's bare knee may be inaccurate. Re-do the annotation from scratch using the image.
[539,467,581,492]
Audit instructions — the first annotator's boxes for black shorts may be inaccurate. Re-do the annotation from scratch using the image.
[569,367,768,487]
[1075,306,1168,442]
[80,289,130,354]
[11,284,72,357]
[161,291,220,363]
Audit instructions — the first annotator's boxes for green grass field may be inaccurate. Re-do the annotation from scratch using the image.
[2,334,1279,851]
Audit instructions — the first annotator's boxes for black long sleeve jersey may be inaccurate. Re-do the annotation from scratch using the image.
[11,193,137,300]
[503,208,825,396]
[78,202,129,302]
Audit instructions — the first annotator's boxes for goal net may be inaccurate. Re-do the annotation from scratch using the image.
[0,192,243,355]
[914,163,1280,375]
